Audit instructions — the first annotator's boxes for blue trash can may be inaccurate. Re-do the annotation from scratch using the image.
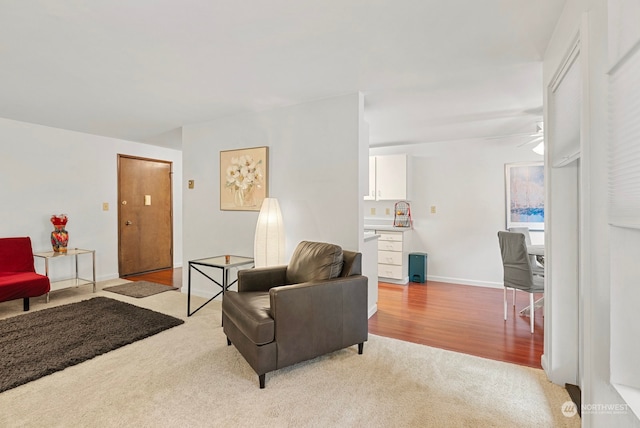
[409,253,428,283]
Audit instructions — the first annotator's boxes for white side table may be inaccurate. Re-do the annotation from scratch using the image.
[33,248,96,302]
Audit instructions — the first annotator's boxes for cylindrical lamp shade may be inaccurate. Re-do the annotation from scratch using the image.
[254,198,285,267]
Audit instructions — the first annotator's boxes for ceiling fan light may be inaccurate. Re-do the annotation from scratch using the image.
[532,141,544,155]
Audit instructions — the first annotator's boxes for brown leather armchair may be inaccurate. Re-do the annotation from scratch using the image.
[222,241,368,388]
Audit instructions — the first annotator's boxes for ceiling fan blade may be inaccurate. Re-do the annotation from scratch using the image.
[482,132,534,141]
[517,136,544,147]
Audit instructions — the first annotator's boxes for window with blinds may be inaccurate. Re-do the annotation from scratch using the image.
[609,45,640,228]
[609,35,640,416]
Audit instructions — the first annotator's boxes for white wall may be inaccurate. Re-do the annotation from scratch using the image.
[368,140,543,288]
[0,117,183,282]
[182,93,364,298]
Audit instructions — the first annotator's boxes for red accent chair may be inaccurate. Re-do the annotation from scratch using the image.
[0,237,50,311]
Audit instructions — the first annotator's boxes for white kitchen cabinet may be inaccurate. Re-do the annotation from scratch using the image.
[366,154,409,201]
[365,156,376,200]
[376,230,409,284]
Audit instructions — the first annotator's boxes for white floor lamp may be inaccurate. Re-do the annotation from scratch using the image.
[254,198,284,267]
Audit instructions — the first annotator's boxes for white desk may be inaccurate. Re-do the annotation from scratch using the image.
[527,245,544,256]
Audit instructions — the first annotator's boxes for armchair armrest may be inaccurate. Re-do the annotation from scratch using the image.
[269,275,368,368]
[237,265,288,292]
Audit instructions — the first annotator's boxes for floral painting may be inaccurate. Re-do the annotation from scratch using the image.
[505,162,544,230]
[220,146,268,211]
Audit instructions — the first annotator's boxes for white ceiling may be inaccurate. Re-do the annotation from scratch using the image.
[0,1,565,151]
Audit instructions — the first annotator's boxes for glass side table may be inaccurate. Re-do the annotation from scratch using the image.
[187,255,254,316]
[33,248,96,302]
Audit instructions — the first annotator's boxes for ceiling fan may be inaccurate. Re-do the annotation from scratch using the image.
[517,122,544,154]
[481,122,544,145]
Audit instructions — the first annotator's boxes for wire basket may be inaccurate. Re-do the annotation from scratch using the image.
[393,201,412,228]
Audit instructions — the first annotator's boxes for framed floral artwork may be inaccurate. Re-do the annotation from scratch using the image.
[505,162,544,231]
[220,146,269,211]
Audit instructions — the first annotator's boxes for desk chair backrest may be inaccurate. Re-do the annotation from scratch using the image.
[497,231,541,292]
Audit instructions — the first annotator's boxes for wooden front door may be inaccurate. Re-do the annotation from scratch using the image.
[118,155,173,276]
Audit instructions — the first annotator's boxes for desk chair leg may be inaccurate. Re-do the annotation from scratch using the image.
[503,288,507,321]
[530,293,535,334]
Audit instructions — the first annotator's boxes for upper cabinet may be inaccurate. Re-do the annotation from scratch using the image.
[365,156,376,200]
[366,154,409,201]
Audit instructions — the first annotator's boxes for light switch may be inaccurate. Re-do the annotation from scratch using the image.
[144,195,151,206]
[431,206,437,214]
[385,208,390,215]
[370,208,376,215]
[102,202,109,211]
[188,180,195,189]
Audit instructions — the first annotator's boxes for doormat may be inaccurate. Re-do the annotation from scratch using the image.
[104,281,179,298]
[0,296,184,393]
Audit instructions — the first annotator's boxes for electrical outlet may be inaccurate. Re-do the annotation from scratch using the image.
[102,202,109,211]
[370,207,376,215]
[385,208,390,215]
[431,206,436,214]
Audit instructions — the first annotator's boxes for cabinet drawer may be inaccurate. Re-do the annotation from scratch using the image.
[377,231,403,242]
[378,250,403,265]
[378,264,403,279]
[378,240,403,252]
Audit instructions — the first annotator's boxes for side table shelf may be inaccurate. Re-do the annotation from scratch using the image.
[33,248,96,301]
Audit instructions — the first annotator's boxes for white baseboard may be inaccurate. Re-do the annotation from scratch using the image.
[97,273,121,283]
[426,275,503,289]
[368,304,378,319]
[380,276,409,285]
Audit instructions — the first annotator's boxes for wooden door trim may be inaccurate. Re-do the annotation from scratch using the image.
[117,154,174,276]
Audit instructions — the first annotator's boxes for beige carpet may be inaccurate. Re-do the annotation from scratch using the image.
[0,280,580,428]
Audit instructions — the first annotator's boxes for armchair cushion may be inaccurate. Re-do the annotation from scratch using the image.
[223,292,274,345]
[286,241,343,284]
[340,251,362,277]
[0,237,38,272]
[238,265,287,293]
[0,237,50,309]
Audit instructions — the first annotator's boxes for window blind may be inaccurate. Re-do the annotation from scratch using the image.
[609,44,640,228]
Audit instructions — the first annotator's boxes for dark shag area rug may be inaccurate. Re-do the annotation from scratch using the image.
[0,297,184,393]
[104,281,179,298]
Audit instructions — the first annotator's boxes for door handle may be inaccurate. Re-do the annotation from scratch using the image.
[125,221,133,226]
